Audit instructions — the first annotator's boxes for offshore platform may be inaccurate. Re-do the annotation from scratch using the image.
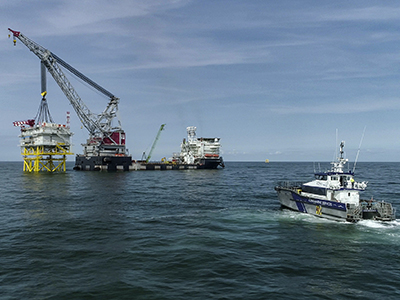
[9,28,131,171]
[12,57,73,172]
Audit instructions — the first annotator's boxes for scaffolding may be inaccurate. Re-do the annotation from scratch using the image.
[22,145,71,172]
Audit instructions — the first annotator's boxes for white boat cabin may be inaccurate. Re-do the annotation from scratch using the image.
[301,171,367,205]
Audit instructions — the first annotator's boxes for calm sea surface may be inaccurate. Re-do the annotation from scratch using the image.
[1,161,400,300]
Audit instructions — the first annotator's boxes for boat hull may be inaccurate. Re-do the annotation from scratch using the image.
[197,158,224,169]
[73,155,224,171]
[74,155,132,171]
[276,187,349,221]
[275,186,395,222]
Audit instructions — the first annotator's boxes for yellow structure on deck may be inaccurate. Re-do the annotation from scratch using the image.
[18,122,73,172]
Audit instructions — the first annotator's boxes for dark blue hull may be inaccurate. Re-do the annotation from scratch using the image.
[74,155,132,171]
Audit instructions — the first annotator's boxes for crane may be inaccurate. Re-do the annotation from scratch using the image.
[143,124,166,163]
[9,28,131,170]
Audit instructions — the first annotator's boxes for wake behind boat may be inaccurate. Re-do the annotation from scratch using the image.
[275,141,396,222]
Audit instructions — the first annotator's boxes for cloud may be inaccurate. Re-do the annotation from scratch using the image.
[4,0,191,37]
[318,5,400,22]
[270,98,400,115]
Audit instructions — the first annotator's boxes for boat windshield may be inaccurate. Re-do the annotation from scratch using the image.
[315,174,327,180]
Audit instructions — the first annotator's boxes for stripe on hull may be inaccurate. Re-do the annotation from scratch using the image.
[292,192,347,211]
[276,188,349,221]
[295,201,307,213]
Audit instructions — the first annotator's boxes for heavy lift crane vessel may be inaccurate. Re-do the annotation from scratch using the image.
[9,28,132,171]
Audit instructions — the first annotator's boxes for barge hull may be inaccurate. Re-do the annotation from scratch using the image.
[74,155,132,171]
[73,156,223,171]
[136,159,223,170]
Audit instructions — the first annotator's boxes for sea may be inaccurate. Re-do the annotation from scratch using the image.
[1,161,400,300]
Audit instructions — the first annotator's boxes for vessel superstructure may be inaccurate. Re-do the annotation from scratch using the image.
[275,141,395,222]
[171,126,224,169]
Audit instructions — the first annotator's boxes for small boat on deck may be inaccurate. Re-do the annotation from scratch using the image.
[275,141,396,222]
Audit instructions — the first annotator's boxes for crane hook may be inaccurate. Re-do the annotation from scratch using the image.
[7,33,16,46]
[9,34,16,45]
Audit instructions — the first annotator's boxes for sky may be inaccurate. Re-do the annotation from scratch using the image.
[1,0,400,162]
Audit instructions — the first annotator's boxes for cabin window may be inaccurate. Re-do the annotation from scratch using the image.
[302,185,327,196]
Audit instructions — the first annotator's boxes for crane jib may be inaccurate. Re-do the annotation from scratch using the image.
[8,28,115,100]
[8,28,20,37]
[50,52,115,99]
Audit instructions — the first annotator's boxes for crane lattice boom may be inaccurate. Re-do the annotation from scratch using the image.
[8,28,121,140]
[146,124,166,163]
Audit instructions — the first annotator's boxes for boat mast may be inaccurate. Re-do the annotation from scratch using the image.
[352,126,366,173]
[339,141,344,159]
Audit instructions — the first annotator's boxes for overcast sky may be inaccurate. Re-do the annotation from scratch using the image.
[1,0,400,162]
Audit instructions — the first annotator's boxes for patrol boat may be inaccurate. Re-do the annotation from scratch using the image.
[275,141,396,222]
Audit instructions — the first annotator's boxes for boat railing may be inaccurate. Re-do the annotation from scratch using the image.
[346,204,362,222]
[375,202,396,221]
[353,181,367,190]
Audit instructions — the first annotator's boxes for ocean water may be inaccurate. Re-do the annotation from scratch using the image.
[1,161,400,300]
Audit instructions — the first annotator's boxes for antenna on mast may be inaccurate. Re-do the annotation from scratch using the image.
[353,126,366,173]
[335,129,338,159]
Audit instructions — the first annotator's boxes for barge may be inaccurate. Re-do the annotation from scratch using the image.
[74,126,224,171]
